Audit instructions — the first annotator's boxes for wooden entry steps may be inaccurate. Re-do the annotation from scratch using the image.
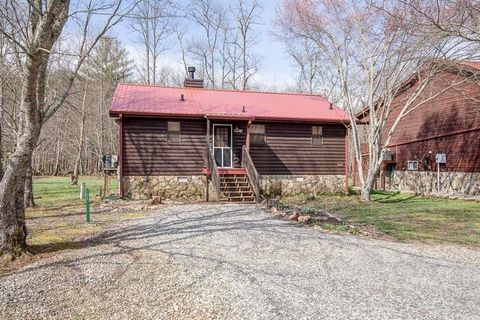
[218,170,256,203]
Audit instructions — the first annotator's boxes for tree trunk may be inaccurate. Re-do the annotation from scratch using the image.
[72,78,88,186]
[0,124,40,258]
[360,171,377,202]
[361,185,372,202]
[0,19,49,258]
[0,104,3,180]
[24,166,36,208]
[52,138,61,176]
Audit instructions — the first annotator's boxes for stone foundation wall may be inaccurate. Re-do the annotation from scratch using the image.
[386,171,480,196]
[260,175,345,197]
[123,176,208,201]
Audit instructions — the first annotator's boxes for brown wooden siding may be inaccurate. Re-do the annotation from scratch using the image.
[122,117,206,176]
[382,70,480,173]
[392,130,480,172]
[122,117,346,176]
[385,71,480,144]
[250,122,346,175]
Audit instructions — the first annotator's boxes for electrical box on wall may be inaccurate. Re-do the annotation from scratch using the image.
[384,150,393,161]
[435,153,446,164]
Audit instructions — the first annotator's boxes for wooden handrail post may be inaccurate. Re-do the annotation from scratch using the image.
[246,120,252,153]
[242,145,260,201]
[205,142,221,204]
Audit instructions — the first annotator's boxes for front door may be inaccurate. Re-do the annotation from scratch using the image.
[213,124,232,168]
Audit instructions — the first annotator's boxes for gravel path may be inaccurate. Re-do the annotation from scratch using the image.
[1,203,480,320]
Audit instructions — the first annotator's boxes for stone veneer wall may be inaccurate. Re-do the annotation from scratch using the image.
[259,175,345,197]
[386,171,480,196]
[123,176,208,201]
[124,174,345,201]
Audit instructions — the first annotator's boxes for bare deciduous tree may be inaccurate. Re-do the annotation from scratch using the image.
[188,0,226,88]
[0,0,133,259]
[276,0,467,201]
[71,76,89,186]
[281,36,339,99]
[391,0,480,48]
[131,0,174,84]
[185,0,262,90]
[234,0,262,90]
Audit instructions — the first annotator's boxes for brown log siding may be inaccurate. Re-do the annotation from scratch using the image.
[353,69,480,187]
[383,70,480,173]
[250,123,346,175]
[122,117,346,176]
[122,117,206,176]
[392,130,480,172]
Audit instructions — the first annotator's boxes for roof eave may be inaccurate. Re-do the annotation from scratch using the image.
[254,116,350,124]
[109,110,350,124]
[109,110,205,119]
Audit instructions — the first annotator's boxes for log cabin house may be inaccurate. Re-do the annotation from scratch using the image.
[110,68,350,202]
[355,61,480,196]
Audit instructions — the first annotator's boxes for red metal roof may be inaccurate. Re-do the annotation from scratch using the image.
[110,83,349,123]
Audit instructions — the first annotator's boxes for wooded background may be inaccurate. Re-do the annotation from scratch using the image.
[0,0,272,178]
[0,0,478,190]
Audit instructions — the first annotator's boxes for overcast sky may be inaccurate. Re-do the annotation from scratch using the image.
[110,0,296,89]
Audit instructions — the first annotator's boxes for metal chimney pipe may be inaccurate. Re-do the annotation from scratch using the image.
[188,66,196,80]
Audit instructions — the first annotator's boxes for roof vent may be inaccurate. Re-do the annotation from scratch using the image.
[184,66,204,88]
[180,94,185,101]
[329,102,333,110]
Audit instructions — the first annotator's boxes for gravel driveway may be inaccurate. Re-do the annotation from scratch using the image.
[1,203,480,320]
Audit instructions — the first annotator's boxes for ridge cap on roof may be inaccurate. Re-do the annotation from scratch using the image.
[116,82,332,100]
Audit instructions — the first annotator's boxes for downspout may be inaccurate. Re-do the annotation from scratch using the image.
[118,114,124,197]
[206,117,211,202]
[344,127,349,194]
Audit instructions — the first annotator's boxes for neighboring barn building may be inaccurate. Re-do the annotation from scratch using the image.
[110,70,349,202]
[355,61,480,196]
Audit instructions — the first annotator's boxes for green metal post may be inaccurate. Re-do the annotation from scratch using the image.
[85,188,90,223]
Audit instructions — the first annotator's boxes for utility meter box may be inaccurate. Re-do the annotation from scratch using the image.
[384,150,393,161]
[102,154,118,169]
[435,153,446,164]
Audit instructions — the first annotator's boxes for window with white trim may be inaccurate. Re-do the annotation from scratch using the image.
[167,121,181,143]
[407,160,419,171]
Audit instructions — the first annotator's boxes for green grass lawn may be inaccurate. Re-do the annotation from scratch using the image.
[29,178,480,247]
[15,176,128,257]
[283,191,480,246]
[33,176,118,207]
[25,176,119,245]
